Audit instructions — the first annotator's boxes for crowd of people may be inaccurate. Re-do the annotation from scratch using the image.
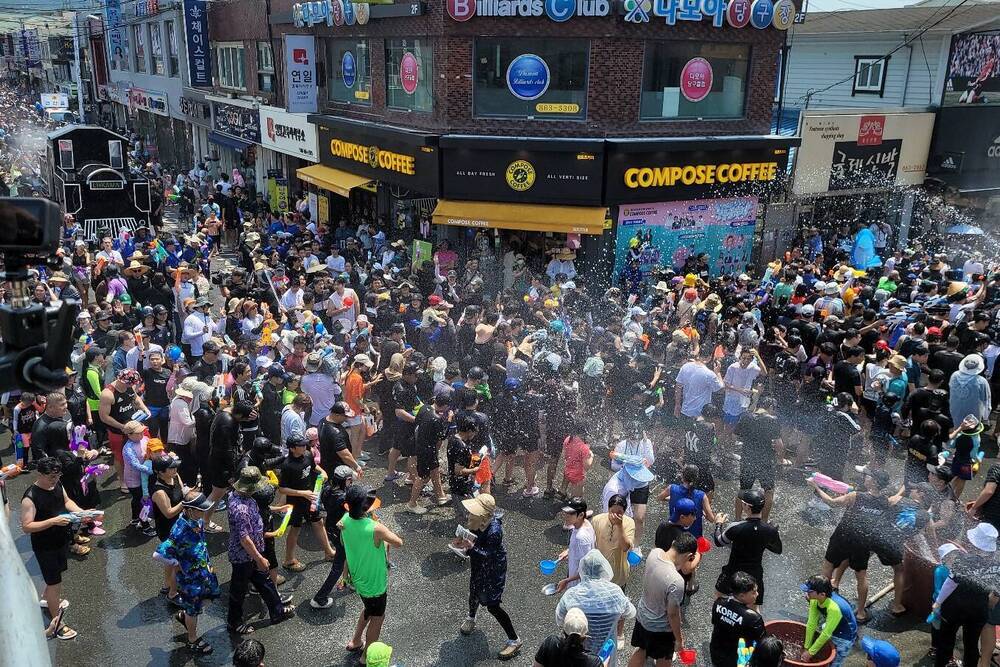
[2,83,1000,667]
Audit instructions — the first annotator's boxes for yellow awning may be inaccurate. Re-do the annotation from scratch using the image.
[296,164,373,198]
[432,200,607,235]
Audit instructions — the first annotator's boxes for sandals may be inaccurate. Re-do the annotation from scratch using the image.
[50,626,77,641]
[205,522,224,533]
[271,605,295,624]
[228,622,255,635]
[69,544,91,557]
[173,611,186,628]
[283,561,306,572]
[73,535,91,545]
[186,637,213,655]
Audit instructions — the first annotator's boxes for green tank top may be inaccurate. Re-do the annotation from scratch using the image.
[340,515,387,598]
[86,367,103,411]
[281,388,296,405]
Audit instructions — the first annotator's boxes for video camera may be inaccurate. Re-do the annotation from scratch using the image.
[0,198,79,394]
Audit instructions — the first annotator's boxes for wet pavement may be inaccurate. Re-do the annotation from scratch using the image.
[3,431,960,667]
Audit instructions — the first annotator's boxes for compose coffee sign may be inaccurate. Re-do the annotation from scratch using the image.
[441,136,605,206]
[317,119,440,194]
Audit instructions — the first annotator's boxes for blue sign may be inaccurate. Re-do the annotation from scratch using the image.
[544,0,575,22]
[183,0,212,88]
[343,0,356,25]
[506,54,551,101]
[750,0,773,28]
[342,50,356,88]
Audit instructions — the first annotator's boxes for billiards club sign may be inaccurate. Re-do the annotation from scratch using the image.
[447,0,794,26]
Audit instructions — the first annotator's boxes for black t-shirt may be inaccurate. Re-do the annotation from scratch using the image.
[735,412,781,460]
[151,477,183,539]
[321,486,347,539]
[832,360,862,396]
[30,414,70,459]
[391,380,420,434]
[447,434,474,496]
[684,418,716,470]
[191,359,221,383]
[930,349,964,379]
[710,597,766,667]
[208,411,241,484]
[718,517,782,573]
[141,367,171,408]
[980,464,1000,529]
[533,635,602,667]
[23,483,70,551]
[279,452,318,509]
[905,434,939,485]
[318,418,350,468]
[414,404,447,456]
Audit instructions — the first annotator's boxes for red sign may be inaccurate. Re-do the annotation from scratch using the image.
[858,115,886,146]
[331,0,344,26]
[679,57,713,103]
[293,48,308,64]
[400,52,419,95]
[447,0,475,21]
[726,0,751,28]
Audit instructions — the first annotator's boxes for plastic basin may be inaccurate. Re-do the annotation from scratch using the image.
[763,620,835,666]
[539,559,558,575]
[627,550,642,566]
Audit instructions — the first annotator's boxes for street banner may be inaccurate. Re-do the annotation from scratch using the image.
[285,35,317,113]
[182,0,212,88]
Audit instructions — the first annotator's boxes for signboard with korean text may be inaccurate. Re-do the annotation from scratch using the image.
[41,93,69,109]
[212,101,261,144]
[105,0,128,70]
[792,110,934,195]
[259,105,319,161]
[182,0,211,88]
[128,88,169,116]
[614,196,759,280]
[285,35,318,114]
[441,136,604,205]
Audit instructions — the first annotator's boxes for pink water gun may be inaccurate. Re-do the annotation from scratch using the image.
[81,463,110,492]
[807,472,853,494]
[70,425,88,451]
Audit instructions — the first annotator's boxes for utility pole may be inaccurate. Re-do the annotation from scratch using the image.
[72,12,85,122]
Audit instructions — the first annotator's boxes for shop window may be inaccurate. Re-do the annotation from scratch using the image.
[216,43,246,90]
[149,22,164,76]
[257,41,274,93]
[327,38,371,105]
[108,140,123,169]
[640,42,749,121]
[58,140,74,169]
[385,39,433,112]
[853,56,888,96]
[473,38,588,120]
[165,21,179,77]
[133,25,147,73]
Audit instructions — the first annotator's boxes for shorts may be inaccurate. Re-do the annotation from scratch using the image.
[951,459,974,481]
[629,485,650,505]
[517,434,539,454]
[544,429,565,458]
[393,432,415,458]
[35,546,69,586]
[361,592,387,618]
[716,566,765,604]
[107,431,126,466]
[739,460,776,491]
[416,448,440,478]
[290,501,321,527]
[630,620,676,660]
[824,532,903,571]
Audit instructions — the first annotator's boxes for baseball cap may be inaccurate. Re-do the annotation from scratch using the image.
[800,304,815,317]
[739,489,766,512]
[332,465,358,482]
[800,575,833,595]
[267,364,286,378]
[562,607,589,637]
[560,498,589,516]
[671,497,697,521]
[927,463,954,481]
[862,466,891,489]
[286,435,308,450]
[152,454,180,473]
[860,637,900,667]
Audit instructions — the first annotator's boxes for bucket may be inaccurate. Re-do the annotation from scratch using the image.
[763,620,835,666]
[678,648,697,664]
[627,550,642,566]
[696,536,712,554]
[539,559,558,575]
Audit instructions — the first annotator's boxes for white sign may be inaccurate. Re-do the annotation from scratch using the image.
[40,93,69,109]
[284,35,317,114]
[128,88,169,117]
[258,105,319,162]
[792,110,935,195]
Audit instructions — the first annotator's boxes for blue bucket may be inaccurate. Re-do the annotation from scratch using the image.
[627,550,642,566]
[539,559,558,575]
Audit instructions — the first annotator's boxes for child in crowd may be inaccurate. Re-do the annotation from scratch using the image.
[560,420,593,501]
[122,421,154,535]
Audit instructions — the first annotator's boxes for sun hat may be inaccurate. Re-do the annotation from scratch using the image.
[968,523,999,552]
[365,642,393,667]
[174,376,205,399]
[623,461,654,483]
[958,354,986,376]
[462,494,497,518]
[181,493,214,511]
[304,351,323,373]
[937,543,960,560]
[233,466,270,495]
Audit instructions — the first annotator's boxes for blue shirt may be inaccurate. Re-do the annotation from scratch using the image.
[667,483,705,537]
[829,592,858,640]
[226,491,264,564]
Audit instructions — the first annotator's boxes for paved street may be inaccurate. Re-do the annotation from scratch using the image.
[3,431,956,667]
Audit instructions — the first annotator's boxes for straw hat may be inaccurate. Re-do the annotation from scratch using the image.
[305,263,327,275]
[124,260,150,276]
[887,355,908,371]
[49,271,71,284]
[946,281,968,297]
[170,262,197,279]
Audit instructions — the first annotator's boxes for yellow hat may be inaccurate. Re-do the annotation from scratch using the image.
[684,273,697,287]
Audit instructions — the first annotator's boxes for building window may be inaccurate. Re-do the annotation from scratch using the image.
[473,38,588,120]
[385,39,433,112]
[58,140,74,169]
[165,21,179,77]
[149,23,163,76]
[257,41,274,93]
[108,140,123,169]
[327,39,371,105]
[853,56,888,95]
[640,42,749,121]
[133,25,147,73]
[216,43,246,90]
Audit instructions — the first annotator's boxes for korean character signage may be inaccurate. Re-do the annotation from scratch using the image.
[285,35,317,114]
[621,0,791,29]
[105,0,128,69]
[182,0,211,88]
[213,101,261,144]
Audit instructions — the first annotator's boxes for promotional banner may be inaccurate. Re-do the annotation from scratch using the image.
[259,105,319,161]
[25,29,41,68]
[613,196,759,279]
[128,88,168,116]
[792,111,934,195]
[285,35,318,113]
[40,93,69,109]
[213,101,261,144]
[182,0,211,88]
[104,0,128,70]
[928,106,1000,192]
[943,31,1000,107]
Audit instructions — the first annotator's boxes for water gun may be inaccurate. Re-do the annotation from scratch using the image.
[807,472,853,494]
[475,451,493,486]
[598,637,615,662]
[310,473,326,512]
[927,606,943,629]
[59,509,105,524]
[139,497,153,522]
[0,463,22,480]
[12,433,23,463]
[70,425,88,452]
[474,382,492,401]
[736,638,756,666]
[610,451,645,467]
[266,470,279,486]
[81,463,110,492]
[273,507,293,538]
